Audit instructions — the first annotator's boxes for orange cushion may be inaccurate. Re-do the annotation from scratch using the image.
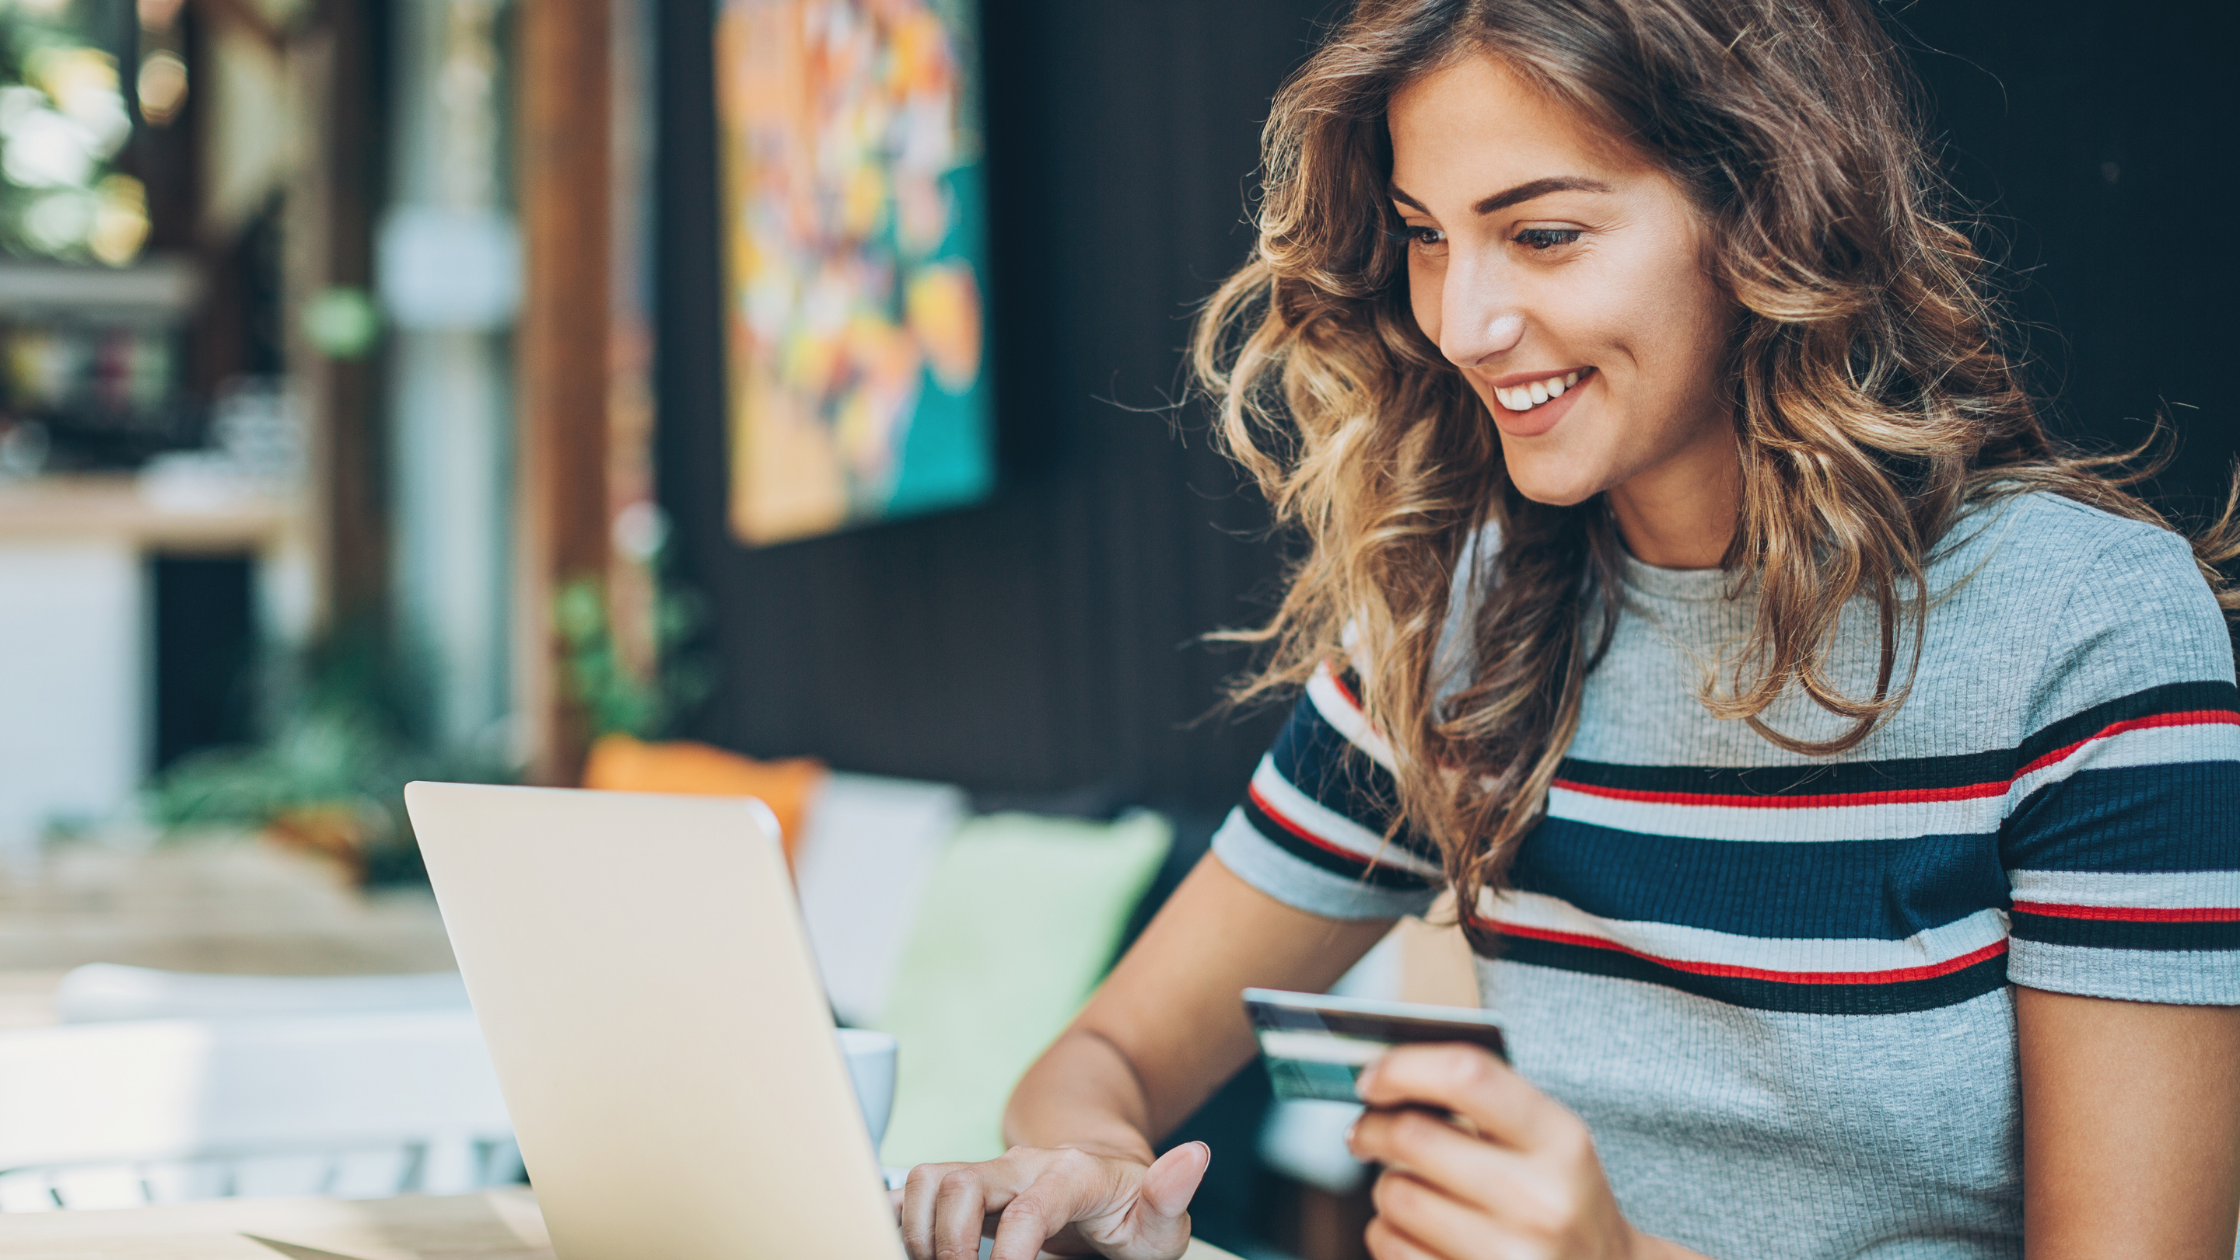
[581,734,826,864]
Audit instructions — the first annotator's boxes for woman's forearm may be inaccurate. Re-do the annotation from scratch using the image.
[1001,1025,1162,1164]
[998,857,1394,1168]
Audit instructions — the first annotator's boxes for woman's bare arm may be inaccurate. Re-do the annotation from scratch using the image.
[1005,852,1394,1153]
[2018,985,2240,1259]
[899,853,1392,1260]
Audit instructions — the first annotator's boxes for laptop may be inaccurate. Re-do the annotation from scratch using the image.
[403,781,904,1259]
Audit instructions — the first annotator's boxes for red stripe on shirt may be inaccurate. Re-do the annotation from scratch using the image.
[1554,710,2239,810]
[2011,901,2240,923]
[1322,667,1363,713]
[1247,782,1374,867]
[1481,921,2010,985]
[2013,710,2240,778]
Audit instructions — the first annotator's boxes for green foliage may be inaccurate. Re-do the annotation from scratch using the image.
[300,285,382,359]
[553,575,713,740]
[145,703,420,844]
[144,629,514,883]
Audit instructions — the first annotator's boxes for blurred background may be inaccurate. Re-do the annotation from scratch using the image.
[0,0,2231,1254]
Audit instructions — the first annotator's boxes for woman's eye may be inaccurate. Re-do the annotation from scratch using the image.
[1397,224,1445,252]
[1514,228,1583,251]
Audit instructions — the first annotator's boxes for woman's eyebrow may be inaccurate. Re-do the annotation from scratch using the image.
[1387,176,1614,216]
[1390,185,1430,212]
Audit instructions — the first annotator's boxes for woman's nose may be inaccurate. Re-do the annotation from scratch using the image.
[1440,284,1526,368]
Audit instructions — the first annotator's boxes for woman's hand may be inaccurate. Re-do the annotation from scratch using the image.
[894,1141,1210,1260]
[1346,1044,1696,1260]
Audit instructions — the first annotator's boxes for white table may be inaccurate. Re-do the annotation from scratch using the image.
[0,1189,1245,1259]
[0,839,457,1030]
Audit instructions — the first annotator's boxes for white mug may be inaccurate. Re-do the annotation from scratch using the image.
[836,1028,898,1148]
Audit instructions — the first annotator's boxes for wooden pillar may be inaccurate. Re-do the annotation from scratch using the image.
[604,0,662,690]
[304,0,387,633]
[515,0,614,784]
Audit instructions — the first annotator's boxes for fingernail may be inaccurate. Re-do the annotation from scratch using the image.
[1344,1117,1359,1145]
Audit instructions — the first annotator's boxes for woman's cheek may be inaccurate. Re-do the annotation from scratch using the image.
[1408,266,1442,345]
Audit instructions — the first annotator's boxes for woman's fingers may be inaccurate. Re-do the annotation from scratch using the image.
[1352,1047,1641,1260]
[987,1187,1063,1260]
[905,1145,1209,1260]
[1362,1212,1454,1260]
[903,1154,1033,1260]
[1138,1141,1210,1220]
[987,1149,1108,1260]
[899,1163,968,1258]
[984,1142,1208,1260]
[1357,1044,1574,1153]
[1348,1104,1530,1203]
[1372,1168,1539,1259]
[1120,1141,1210,1253]
[930,1165,994,1260]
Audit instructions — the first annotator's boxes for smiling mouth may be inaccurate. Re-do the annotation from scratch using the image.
[1493,367,1594,413]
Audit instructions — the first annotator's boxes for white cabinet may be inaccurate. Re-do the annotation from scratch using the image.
[0,477,309,861]
[0,539,141,856]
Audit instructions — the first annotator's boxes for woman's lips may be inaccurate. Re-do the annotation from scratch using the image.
[1487,367,1593,437]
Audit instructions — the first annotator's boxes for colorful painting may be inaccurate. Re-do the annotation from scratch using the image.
[715,0,994,546]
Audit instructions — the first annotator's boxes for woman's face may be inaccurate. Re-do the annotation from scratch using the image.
[1388,53,1736,520]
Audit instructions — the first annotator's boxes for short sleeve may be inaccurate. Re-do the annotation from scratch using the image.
[2000,523,2240,1004]
[1211,663,1445,920]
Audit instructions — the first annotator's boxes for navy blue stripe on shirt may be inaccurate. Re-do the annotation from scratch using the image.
[1554,751,2014,801]
[1553,681,2240,805]
[2009,910,2240,952]
[2013,679,2240,770]
[1493,931,2011,1015]
[1511,818,2007,941]
[2002,761,2240,873]
[1238,795,1438,890]
[1270,681,1443,866]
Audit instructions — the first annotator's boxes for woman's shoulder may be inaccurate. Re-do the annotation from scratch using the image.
[1935,489,2210,603]
[1938,491,2235,725]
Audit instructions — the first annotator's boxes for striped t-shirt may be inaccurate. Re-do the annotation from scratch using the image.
[1211,492,2240,1260]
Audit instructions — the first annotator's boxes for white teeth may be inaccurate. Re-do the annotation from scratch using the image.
[1499,371,1586,412]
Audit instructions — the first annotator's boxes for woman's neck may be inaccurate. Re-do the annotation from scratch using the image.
[1605,429,1742,569]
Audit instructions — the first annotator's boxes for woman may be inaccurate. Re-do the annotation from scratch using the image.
[899,0,2240,1256]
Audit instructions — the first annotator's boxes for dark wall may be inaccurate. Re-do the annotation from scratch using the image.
[656,0,1333,811]
[655,0,2239,811]
[152,554,256,771]
[1897,0,2240,513]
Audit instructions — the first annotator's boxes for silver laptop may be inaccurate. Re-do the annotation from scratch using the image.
[403,781,904,1259]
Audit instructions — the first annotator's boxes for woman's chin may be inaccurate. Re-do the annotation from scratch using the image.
[1504,464,1608,508]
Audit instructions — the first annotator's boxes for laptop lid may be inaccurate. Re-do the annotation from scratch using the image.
[404,781,903,1260]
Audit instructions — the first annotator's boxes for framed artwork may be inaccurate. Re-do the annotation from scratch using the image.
[715,0,994,546]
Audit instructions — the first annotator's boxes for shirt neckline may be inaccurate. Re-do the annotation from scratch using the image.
[1618,552,1742,603]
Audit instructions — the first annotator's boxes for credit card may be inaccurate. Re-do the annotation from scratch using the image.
[1243,987,1510,1103]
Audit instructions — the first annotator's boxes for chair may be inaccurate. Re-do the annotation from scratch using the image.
[0,1009,518,1211]
[791,771,970,1027]
[870,809,1172,1167]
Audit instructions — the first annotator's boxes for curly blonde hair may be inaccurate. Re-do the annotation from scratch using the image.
[1193,0,2239,940]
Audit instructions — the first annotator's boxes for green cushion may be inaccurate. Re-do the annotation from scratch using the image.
[869,810,1171,1167]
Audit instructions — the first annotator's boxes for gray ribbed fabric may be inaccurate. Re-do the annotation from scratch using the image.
[1214,492,2240,1259]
